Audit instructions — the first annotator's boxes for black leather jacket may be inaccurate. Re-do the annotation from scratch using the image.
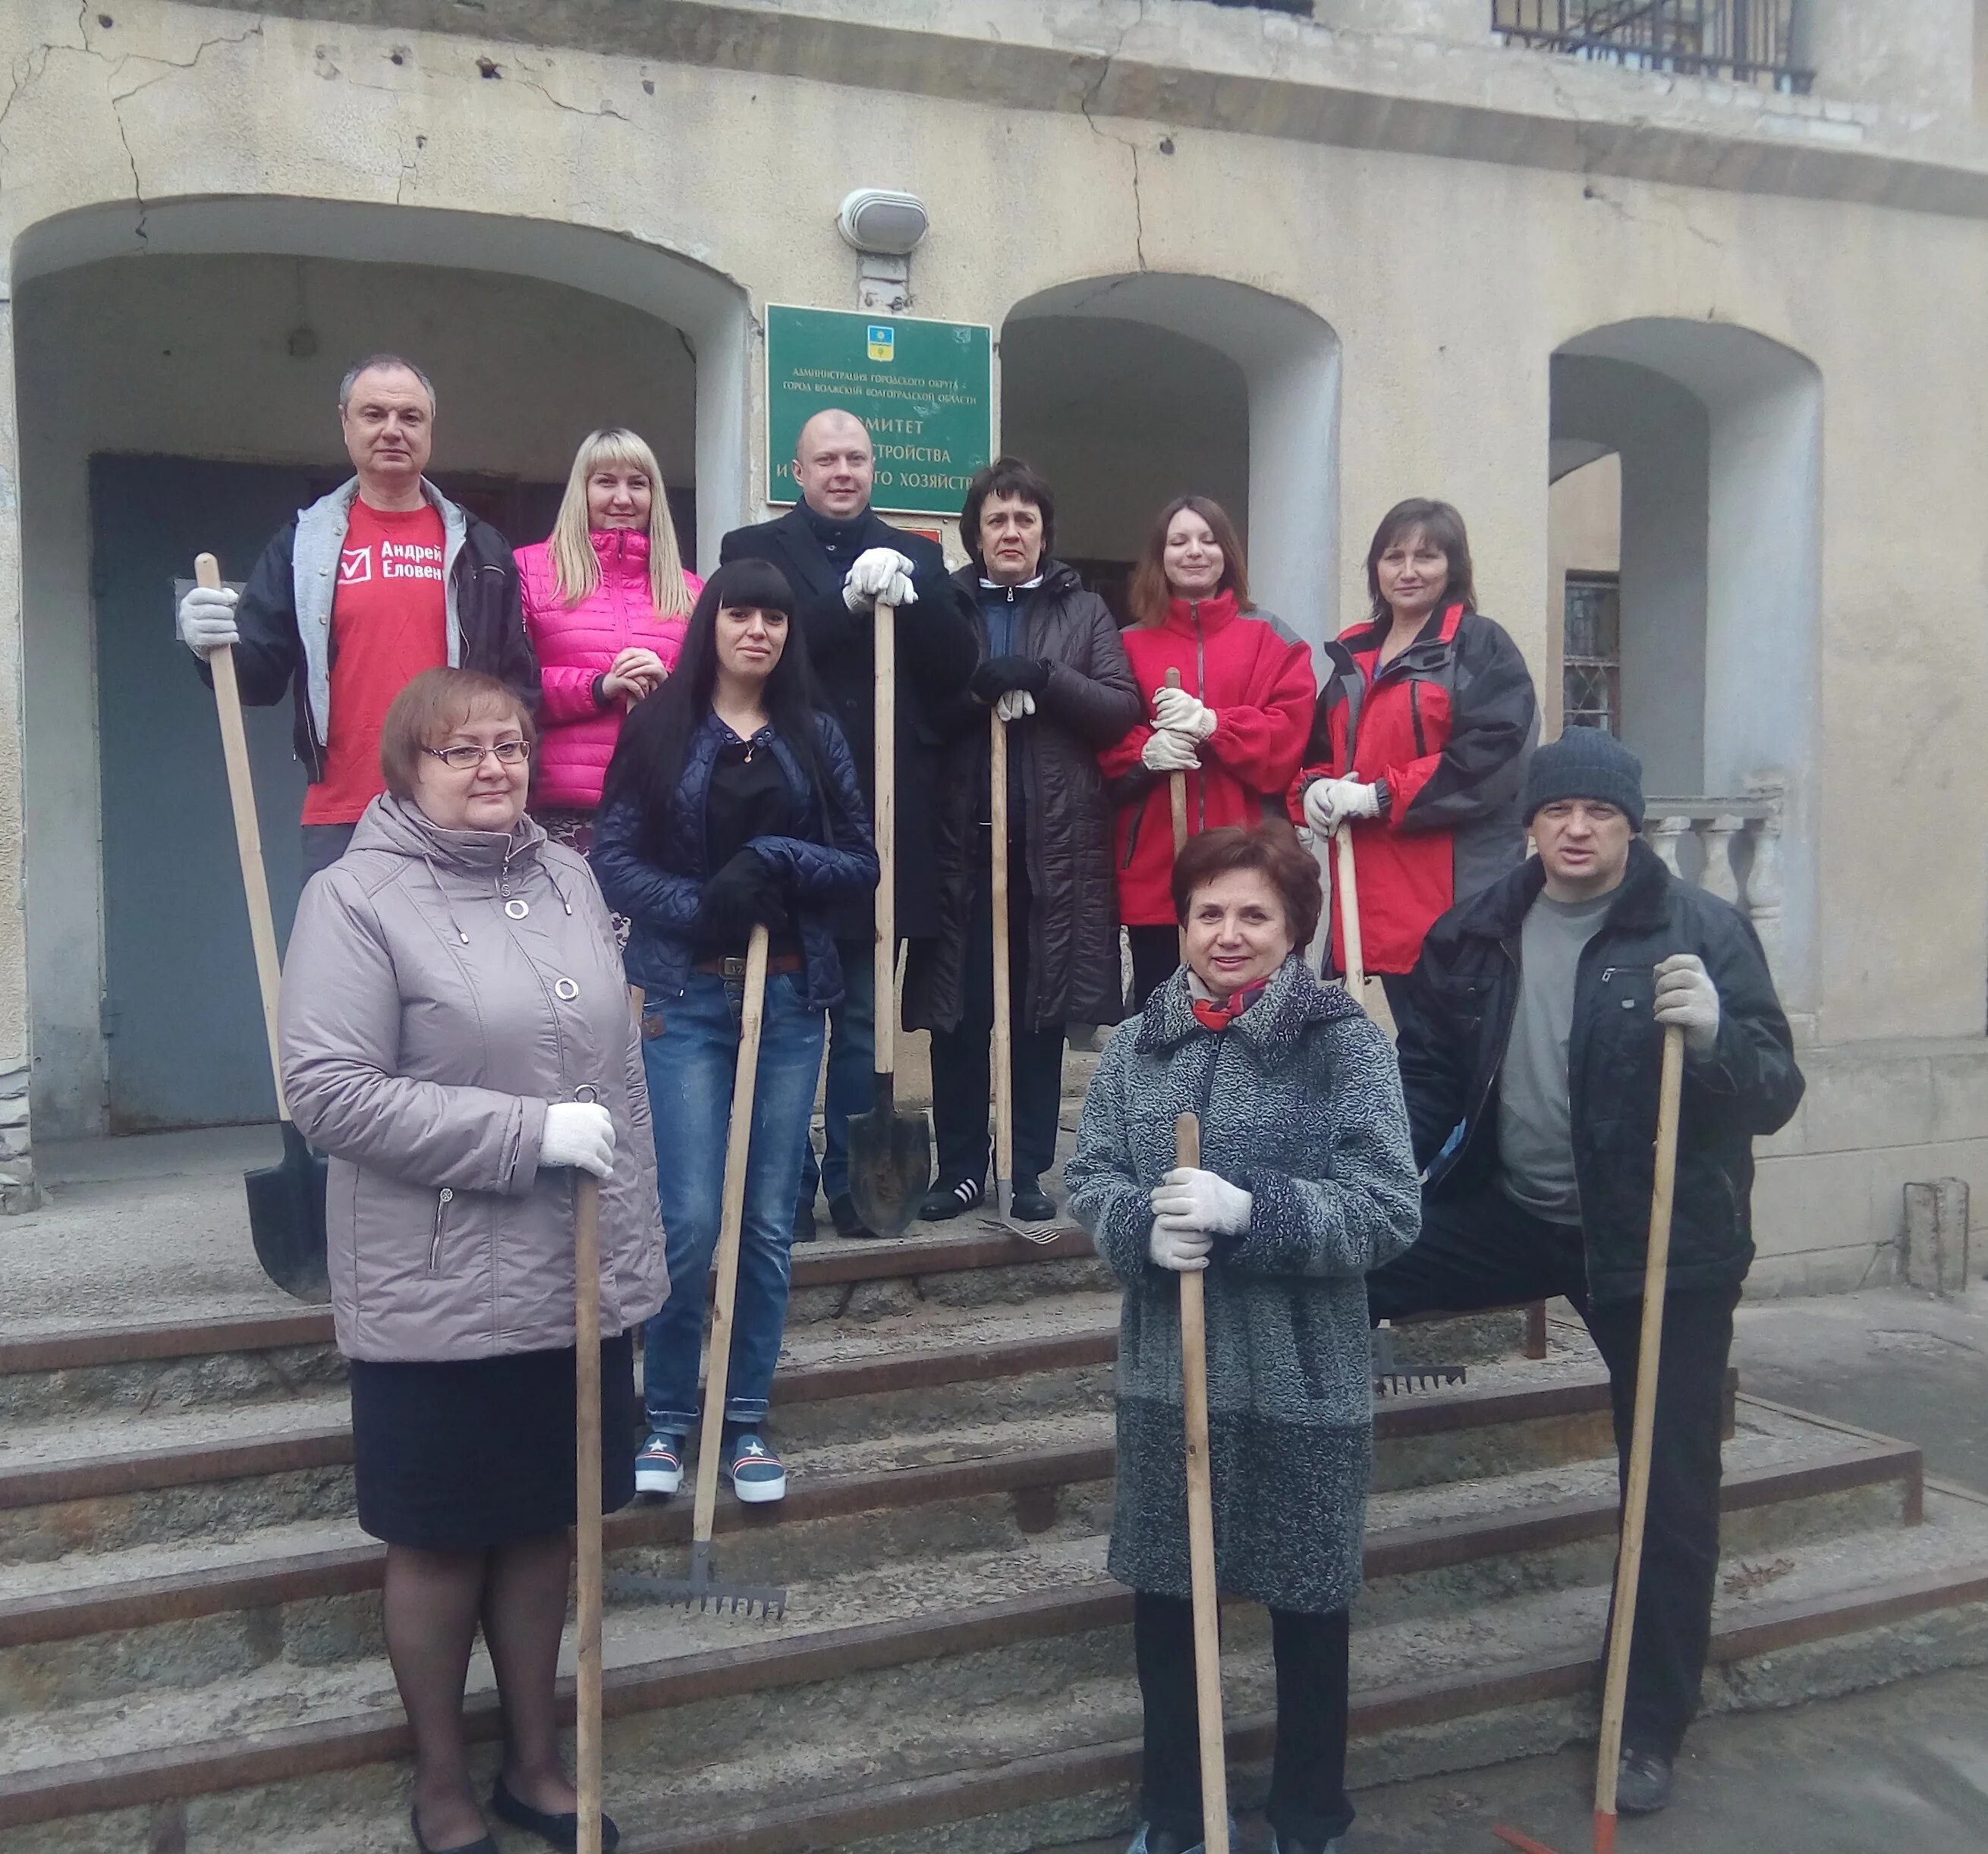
[1392,838,1805,1303]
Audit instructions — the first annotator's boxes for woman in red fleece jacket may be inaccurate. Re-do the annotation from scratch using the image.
[1100,496,1316,1006]
[517,427,703,856]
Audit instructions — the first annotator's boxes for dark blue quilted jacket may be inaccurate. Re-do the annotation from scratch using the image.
[590,709,878,1010]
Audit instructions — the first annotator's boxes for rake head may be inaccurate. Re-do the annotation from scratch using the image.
[606,1543,788,1622]
[1373,1364,1468,1397]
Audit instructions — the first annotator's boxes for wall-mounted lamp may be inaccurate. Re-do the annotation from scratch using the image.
[836,187,928,316]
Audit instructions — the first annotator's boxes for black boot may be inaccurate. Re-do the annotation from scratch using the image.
[1009,1175,1056,1222]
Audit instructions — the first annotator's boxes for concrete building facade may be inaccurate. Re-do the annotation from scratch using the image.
[3,0,1985,1292]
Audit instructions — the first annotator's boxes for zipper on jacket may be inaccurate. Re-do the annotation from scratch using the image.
[428,1187,455,1271]
[1409,680,1427,757]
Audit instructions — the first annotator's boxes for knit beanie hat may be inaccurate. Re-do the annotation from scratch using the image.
[1521,728,1646,830]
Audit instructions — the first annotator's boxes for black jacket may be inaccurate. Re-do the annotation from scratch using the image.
[1393,838,1805,1303]
[719,506,978,939]
[905,561,1140,1034]
[210,483,536,783]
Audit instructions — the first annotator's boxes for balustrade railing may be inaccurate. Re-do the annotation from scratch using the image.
[1643,782,1786,974]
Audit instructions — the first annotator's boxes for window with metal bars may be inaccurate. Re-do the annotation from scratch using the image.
[1493,1,1813,93]
[1562,572,1622,734]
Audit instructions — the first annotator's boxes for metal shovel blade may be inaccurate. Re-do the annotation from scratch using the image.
[245,1120,331,1303]
[846,1072,931,1237]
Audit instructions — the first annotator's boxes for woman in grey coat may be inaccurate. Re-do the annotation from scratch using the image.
[282,668,663,1854]
[1066,822,1420,1854]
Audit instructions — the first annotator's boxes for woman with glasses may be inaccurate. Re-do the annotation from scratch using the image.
[517,427,703,863]
[591,558,878,1508]
[282,668,663,1854]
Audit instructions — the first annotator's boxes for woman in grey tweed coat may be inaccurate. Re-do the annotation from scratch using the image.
[1067,822,1420,1854]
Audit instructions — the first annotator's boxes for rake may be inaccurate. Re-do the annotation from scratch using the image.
[609,925,787,1621]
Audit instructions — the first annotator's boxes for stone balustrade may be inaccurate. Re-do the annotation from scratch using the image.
[1643,782,1787,975]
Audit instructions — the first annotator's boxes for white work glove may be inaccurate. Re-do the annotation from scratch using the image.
[1653,953,1721,1056]
[1148,1217,1213,1273]
[539,1101,615,1178]
[994,689,1036,722]
[1151,685,1217,741]
[1303,776,1381,835]
[1150,1166,1254,1238]
[1141,730,1201,774]
[178,584,241,653]
[842,548,917,613]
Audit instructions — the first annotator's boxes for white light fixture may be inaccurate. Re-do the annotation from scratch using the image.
[836,188,930,257]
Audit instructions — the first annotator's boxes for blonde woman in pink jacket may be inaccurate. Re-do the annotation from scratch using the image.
[517,428,703,862]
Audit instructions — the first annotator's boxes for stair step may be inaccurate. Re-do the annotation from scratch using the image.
[7,1481,1983,1854]
[0,1399,1943,1818]
[0,1402,1914,1720]
[0,1226,1111,1411]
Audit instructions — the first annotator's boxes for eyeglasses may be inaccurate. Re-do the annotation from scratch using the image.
[423,740,532,771]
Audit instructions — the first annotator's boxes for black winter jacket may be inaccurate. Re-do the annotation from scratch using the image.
[1394,839,1804,1303]
[904,561,1141,1033]
[719,507,978,940]
[209,479,537,784]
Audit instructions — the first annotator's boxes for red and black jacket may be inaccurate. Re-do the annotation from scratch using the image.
[1294,602,1537,975]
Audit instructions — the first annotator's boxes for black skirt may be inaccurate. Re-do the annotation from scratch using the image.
[349,1332,637,1551]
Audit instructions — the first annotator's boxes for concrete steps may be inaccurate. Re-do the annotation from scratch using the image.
[3,1218,1986,1853]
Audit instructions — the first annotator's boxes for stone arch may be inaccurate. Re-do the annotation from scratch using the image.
[1551,317,1823,1001]
[12,196,752,1133]
[999,273,1341,647]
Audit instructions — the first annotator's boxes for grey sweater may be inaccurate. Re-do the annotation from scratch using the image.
[1066,954,1420,1614]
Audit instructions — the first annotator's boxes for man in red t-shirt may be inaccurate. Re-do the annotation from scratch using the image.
[178,353,538,875]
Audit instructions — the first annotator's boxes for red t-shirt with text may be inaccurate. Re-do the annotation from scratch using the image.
[300,500,449,825]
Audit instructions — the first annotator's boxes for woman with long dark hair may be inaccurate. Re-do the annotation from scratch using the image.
[1294,498,1537,1010]
[1099,495,1316,1007]
[591,559,877,1507]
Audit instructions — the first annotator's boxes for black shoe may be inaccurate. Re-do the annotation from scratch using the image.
[920,1174,984,1221]
[1615,1748,1673,1815]
[791,1198,817,1243]
[410,1804,497,1854]
[489,1775,620,1852]
[827,1191,879,1239]
[1009,1175,1056,1222]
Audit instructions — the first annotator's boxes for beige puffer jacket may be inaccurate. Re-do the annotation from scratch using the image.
[280,794,666,1362]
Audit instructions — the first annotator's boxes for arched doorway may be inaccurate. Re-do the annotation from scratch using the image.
[14,199,750,1134]
[1001,274,1340,648]
[1550,318,1822,1001]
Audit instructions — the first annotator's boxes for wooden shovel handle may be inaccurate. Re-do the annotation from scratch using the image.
[692,925,771,1552]
[1173,1112,1230,1854]
[1334,825,1365,995]
[989,709,1014,1202]
[1593,1023,1686,1843]
[1164,668,1189,854]
[873,602,896,1076]
[197,553,288,1118]
[572,1161,604,1854]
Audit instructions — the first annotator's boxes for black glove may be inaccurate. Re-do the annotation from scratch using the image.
[969,655,1052,704]
[697,850,788,945]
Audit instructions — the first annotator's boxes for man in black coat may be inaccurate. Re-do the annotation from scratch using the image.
[1370,728,1804,1820]
[720,408,978,1239]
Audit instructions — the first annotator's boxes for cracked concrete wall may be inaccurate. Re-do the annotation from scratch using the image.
[0,0,1981,1184]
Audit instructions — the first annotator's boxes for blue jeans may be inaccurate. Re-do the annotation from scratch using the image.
[797,935,876,1206]
[640,971,826,1434]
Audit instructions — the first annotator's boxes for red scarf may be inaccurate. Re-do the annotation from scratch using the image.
[1189,977,1269,1033]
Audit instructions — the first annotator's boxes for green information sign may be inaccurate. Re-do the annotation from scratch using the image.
[765,304,993,517]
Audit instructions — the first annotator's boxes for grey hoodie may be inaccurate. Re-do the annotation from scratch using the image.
[280,795,665,1362]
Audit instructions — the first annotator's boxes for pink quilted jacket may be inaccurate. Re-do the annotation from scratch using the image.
[517,529,700,810]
